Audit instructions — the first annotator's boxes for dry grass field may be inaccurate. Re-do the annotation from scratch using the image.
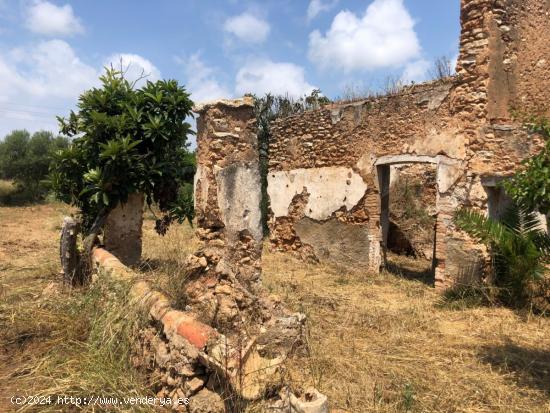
[1,203,550,412]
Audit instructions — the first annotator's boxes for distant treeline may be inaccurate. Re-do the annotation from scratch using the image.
[0,129,69,203]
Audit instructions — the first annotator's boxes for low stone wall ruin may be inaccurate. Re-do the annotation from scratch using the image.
[92,245,327,412]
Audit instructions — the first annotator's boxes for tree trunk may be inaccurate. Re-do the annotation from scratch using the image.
[76,208,109,286]
[60,216,78,286]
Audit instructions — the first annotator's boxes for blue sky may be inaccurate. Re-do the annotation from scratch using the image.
[0,0,461,140]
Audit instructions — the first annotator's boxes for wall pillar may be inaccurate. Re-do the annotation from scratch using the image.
[103,192,144,266]
[193,97,262,287]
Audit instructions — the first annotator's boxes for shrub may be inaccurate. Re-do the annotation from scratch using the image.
[50,68,195,283]
[454,205,550,308]
[504,115,550,214]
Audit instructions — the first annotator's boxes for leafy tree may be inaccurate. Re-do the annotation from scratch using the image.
[253,89,331,233]
[454,205,550,307]
[51,69,195,282]
[0,129,69,200]
[0,130,30,180]
[504,116,550,214]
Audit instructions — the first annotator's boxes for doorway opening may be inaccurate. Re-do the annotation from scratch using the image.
[378,161,438,285]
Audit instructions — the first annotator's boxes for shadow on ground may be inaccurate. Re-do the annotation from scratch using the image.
[479,340,550,395]
[384,252,434,286]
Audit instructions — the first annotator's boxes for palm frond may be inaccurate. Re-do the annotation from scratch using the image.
[531,231,550,257]
[454,208,511,247]
[455,205,549,307]
[502,203,546,236]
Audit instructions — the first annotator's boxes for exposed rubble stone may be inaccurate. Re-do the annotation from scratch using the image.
[188,388,225,413]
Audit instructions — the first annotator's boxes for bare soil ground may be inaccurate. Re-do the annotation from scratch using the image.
[1,203,550,412]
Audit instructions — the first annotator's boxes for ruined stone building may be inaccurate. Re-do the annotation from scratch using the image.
[266,0,550,289]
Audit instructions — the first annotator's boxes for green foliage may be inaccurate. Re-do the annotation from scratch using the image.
[390,178,434,228]
[0,129,69,202]
[438,284,496,310]
[504,116,550,214]
[454,205,550,307]
[0,130,30,179]
[50,69,195,233]
[253,90,331,234]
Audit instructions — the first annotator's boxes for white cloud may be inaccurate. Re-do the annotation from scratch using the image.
[308,0,421,72]
[235,59,315,98]
[401,59,430,83]
[0,40,98,136]
[2,40,98,99]
[104,53,161,87]
[180,53,231,103]
[0,41,162,138]
[307,0,338,22]
[25,1,84,36]
[224,13,270,44]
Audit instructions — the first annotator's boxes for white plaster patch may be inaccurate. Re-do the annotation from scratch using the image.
[216,163,263,243]
[193,164,209,211]
[267,167,368,220]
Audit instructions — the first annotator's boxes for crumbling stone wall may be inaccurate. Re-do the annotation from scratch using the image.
[268,80,459,279]
[182,97,310,403]
[189,97,267,334]
[267,0,550,288]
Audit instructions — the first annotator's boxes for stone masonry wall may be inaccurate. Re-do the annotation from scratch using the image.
[268,79,459,277]
[268,79,460,271]
[190,97,265,334]
[267,0,550,288]
[186,97,313,404]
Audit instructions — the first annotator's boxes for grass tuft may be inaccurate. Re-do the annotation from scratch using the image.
[2,274,153,412]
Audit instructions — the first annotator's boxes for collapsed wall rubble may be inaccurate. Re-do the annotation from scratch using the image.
[90,97,328,412]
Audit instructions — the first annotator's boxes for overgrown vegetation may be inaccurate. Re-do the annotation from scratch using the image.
[504,116,550,214]
[3,202,550,413]
[0,130,69,203]
[454,205,550,310]
[388,166,437,262]
[2,275,152,412]
[0,204,154,412]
